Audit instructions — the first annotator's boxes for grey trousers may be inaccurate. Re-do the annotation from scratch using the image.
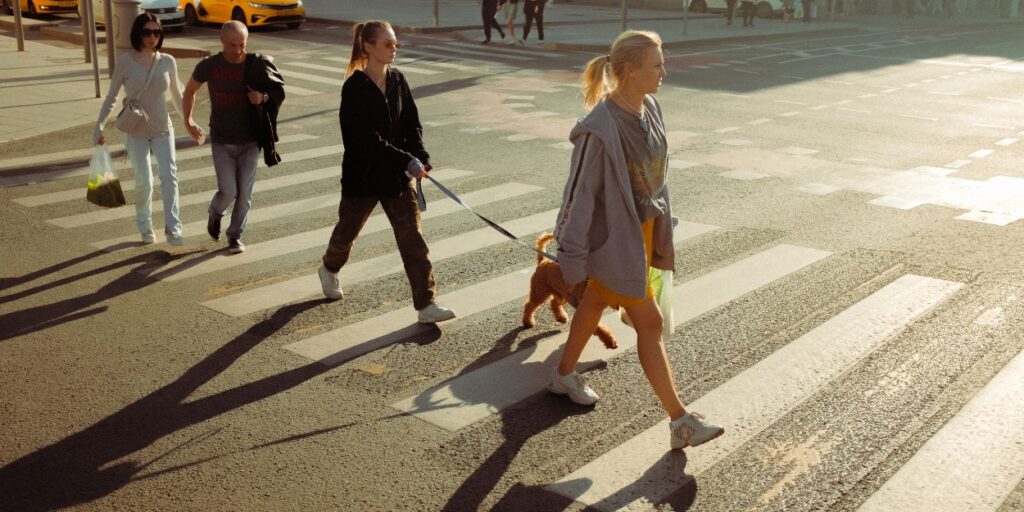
[209,142,259,240]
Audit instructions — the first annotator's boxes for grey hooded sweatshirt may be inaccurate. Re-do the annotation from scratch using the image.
[554,95,675,298]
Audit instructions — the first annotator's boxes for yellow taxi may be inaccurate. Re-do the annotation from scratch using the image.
[2,0,78,17]
[179,0,303,29]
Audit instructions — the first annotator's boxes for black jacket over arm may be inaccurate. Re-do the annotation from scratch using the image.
[339,67,430,198]
[245,52,286,166]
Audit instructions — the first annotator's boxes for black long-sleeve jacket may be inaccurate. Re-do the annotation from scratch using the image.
[339,67,430,197]
[245,52,285,167]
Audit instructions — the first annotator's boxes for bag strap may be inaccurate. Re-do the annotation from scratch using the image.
[129,52,159,102]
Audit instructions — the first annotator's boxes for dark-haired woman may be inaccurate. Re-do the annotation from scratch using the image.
[93,13,185,245]
[317,20,456,325]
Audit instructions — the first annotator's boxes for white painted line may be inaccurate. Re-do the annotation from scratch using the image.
[973,123,1017,130]
[548,274,961,511]
[922,78,936,83]
[278,68,344,86]
[445,40,563,58]
[834,99,854,105]
[969,149,995,159]
[733,69,759,74]
[690,65,709,69]
[669,159,698,170]
[899,114,939,121]
[797,182,840,195]
[205,206,561,315]
[161,179,528,288]
[286,61,346,74]
[714,127,741,133]
[21,143,340,207]
[839,107,872,113]
[521,111,558,118]
[727,60,747,65]
[504,134,539,142]
[708,62,730,67]
[780,111,802,117]
[996,137,1019,146]
[858,347,1024,512]
[989,97,1024,105]
[423,121,452,127]
[780,75,806,80]
[944,159,972,169]
[8,134,318,203]
[720,170,767,181]
[47,165,342,229]
[858,93,878,99]
[773,99,808,105]
[809,105,830,110]
[418,44,533,62]
[389,50,510,71]
[507,95,535,100]
[283,84,322,96]
[674,87,700,93]
[719,139,753,146]
[909,166,955,177]
[550,141,574,150]
[392,243,827,431]
[746,118,772,125]
[868,196,923,210]
[459,127,491,134]
[395,57,478,72]
[824,80,854,85]
[927,91,962,96]
[778,147,819,156]
[956,210,1021,227]
[882,88,900,93]
[719,93,749,99]
[904,83,919,88]
[505,102,534,108]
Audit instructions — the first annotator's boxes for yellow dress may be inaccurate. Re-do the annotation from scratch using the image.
[588,219,655,309]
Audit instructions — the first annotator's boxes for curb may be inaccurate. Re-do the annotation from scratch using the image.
[36,25,210,58]
[0,15,63,31]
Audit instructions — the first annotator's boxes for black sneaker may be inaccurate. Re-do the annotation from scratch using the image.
[228,238,245,254]
[207,214,222,241]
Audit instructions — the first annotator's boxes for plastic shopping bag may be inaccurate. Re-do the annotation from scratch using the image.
[86,146,126,208]
[619,267,675,340]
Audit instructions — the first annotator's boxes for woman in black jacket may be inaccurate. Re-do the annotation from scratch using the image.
[317,20,456,324]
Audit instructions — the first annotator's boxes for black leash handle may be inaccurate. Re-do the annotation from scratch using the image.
[421,173,559,262]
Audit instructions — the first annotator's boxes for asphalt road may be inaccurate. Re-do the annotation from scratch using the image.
[2,20,1024,512]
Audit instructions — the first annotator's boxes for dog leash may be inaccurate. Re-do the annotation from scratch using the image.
[418,174,559,262]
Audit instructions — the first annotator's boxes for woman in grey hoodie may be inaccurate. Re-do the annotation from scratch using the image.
[548,30,725,450]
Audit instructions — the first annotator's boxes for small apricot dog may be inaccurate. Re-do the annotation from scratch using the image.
[521,233,618,349]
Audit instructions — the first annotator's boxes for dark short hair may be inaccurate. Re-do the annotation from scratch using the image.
[130,13,164,51]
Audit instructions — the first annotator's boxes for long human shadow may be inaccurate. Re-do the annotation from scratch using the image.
[0,299,332,511]
[0,249,115,293]
[0,250,202,342]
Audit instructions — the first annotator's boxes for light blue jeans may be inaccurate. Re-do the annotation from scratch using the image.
[209,142,260,240]
[127,130,181,237]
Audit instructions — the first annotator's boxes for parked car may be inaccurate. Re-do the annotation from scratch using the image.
[179,0,304,29]
[79,0,185,31]
[690,0,783,17]
[2,0,78,17]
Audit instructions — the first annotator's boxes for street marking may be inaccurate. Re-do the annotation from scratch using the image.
[714,127,740,133]
[797,182,840,195]
[778,147,818,156]
[459,127,492,134]
[989,96,1024,105]
[395,57,478,72]
[277,68,344,87]
[746,118,772,125]
[809,105,829,110]
[504,134,539,142]
[720,170,767,181]
[882,88,900,93]
[834,99,853,105]
[286,61,346,74]
[973,123,1017,130]
[418,44,533,62]
[945,159,972,169]
[669,159,698,170]
[507,95,535,100]
[521,111,559,118]
[996,137,1019,146]
[388,49,512,71]
[423,121,452,127]
[283,84,322,96]
[839,107,872,113]
[869,196,922,210]
[922,78,936,83]
[858,93,878,98]
[719,93,749,99]
[927,91,962,96]
[780,75,806,80]
[969,149,995,158]
[733,69,759,74]
[779,111,802,117]
[773,99,807,105]
[47,166,342,229]
[899,114,939,121]
[824,80,854,85]
[391,243,824,431]
[719,139,753,146]
[504,103,533,108]
[548,275,962,511]
[690,65,709,69]
[956,210,1021,226]
[909,166,955,177]
[10,134,319,205]
[674,87,700,93]
[550,141,574,150]
[206,209,553,321]
[445,40,563,58]
[858,347,1024,512]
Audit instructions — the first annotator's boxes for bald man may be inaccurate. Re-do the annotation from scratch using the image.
[183,21,282,254]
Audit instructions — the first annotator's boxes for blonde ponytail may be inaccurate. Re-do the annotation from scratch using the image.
[580,30,662,109]
[345,20,393,77]
[581,55,610,109]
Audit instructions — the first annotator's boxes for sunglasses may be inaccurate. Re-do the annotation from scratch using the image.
[141,28,162,38]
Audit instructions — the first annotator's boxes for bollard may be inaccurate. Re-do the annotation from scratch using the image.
[13,0,24,51]
[110,0,142,76]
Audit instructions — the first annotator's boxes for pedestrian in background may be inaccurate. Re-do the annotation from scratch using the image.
[182,21,284,254]
[317,20,456,325]
[522,0,547,45]
[504,0,523,45]
[782,0,796,21]
[740,0,756,25]
[481,0,506,44]
[725,0,738,24]
[93,13,185,246]
[802,0,814,21]
[549,30,725,450]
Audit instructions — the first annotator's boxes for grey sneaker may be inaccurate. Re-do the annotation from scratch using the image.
[228,238,245,254]
[318,264,343,300]
[166,231,184,246]
[547,368,599,406]
[417,302,456,324]
[141,230,156,245]
[670,412,724,449]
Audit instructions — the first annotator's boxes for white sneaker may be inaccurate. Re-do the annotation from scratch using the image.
[318,264,343,300]
[417,302,455,324]
[141,230,156,245]
[547,368,599,405]
[669,412,724,449]
[166,232,184,246]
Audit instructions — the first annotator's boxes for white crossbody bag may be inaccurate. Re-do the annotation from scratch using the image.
[114,54,158,133]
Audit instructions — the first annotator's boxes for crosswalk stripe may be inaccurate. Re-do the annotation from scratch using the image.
[391,244,830,432]
[202,188,548,315]
[396,57,478,72]
[278,68,344,87]
[284,84,323,96]
[17,143,340,208]
[417,44,535,62]
[288,61,438,78]
[280,210,561,365]
[856,347,1024,512]
[547,274,962,511]
[47,166,341,229]
[11,135,320,206]
[286,61,346,75]
[154,180,531,283]
[91,168,473,251]
[445,40,564,58]
[389,49,513,71]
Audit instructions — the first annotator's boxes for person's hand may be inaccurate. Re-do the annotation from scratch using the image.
[247,89,266,105]
[185,121,203,142]
[96,134,105,145]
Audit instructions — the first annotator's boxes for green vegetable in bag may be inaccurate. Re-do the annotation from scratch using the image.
[86,146,126,208]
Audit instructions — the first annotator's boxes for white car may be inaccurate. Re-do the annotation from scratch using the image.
[690,0,785,17]
[80,0,185,31]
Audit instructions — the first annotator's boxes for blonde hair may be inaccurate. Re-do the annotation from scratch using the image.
[346,20,393,77]
[580,30,662,109]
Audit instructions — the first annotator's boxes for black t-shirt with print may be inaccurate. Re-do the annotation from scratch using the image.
[192,53,258,144]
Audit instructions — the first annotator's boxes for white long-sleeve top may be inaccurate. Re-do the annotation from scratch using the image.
[94,51,185,143]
